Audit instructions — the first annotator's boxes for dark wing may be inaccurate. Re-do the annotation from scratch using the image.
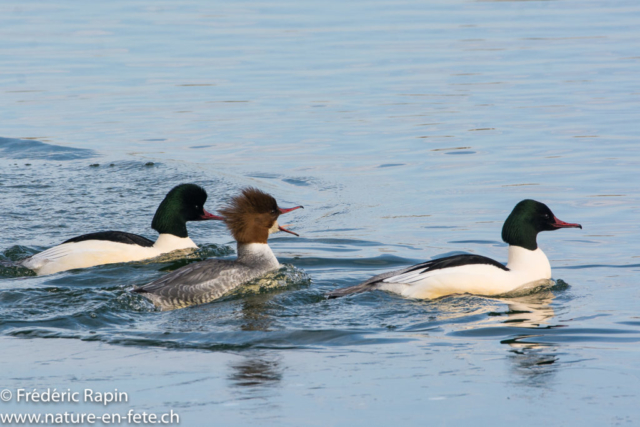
[133,259,252,309]
[327,254,508,298]
[63,231,155,247]
[388,254,508,281]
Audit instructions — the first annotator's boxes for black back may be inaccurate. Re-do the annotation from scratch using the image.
[399,254,509,276]
[63,231,155,247]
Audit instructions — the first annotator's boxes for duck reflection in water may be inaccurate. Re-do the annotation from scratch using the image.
[229,354,283,388]
[228,352,284,411]
[488,287,562,389]
[491,282,557,328]
[239,293,277,332]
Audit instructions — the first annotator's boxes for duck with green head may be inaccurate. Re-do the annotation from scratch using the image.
[327,200,582,299]
[21,183,223,275]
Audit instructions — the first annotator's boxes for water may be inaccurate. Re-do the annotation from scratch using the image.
[1,0,640,425]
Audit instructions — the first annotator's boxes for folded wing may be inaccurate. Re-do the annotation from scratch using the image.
[327,254,508,298]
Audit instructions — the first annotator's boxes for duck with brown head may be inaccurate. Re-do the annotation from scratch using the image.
[133,187,303,311]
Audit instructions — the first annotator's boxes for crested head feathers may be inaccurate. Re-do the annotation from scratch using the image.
[219,187,280,244]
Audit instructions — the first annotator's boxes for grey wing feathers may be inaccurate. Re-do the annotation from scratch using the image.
[136,260,232,293]
[32,246,70,261]
[133,259,254,310]
[326,264,417,298]
[20,245,76,269]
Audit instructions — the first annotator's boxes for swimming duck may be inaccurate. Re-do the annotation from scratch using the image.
[327,199,581,299]
[21,183,223,275]
[133,187,302,310]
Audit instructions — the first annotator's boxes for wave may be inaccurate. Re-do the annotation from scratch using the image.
[0,137,96,161]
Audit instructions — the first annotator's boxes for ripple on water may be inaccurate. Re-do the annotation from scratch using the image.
[0,246,39,278]
[2,214,635,356]
[0,261,316,350]
[230,265,312,297]
[0,137,96,161]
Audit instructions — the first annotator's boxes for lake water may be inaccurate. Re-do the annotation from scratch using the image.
[1,0,639,425]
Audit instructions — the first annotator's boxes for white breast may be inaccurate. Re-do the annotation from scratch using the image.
[505,246,551,279]
[21,234,197,276]
[236,243,280,270]
[152,234,198,253]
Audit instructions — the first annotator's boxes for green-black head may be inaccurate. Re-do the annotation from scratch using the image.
[151,184,223,238]
[501,199,582,251]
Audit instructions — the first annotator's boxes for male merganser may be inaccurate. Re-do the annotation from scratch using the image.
[21,183,223,275]
[327,199,582,299]
[133,187,302,311]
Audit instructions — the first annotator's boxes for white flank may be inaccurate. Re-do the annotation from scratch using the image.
[378,246,552,299]
[21,234,197,276]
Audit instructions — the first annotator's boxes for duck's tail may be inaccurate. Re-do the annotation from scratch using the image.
[326,283,375,299]
[326,265,418,299]
[0,260,19,267]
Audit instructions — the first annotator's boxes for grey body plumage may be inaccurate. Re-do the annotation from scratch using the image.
[133,187,302,311]
[134,244,279,310]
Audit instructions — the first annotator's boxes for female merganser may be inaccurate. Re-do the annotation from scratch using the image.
[327,199,582,299]
[21,183,223,275]
[133,187,302,311]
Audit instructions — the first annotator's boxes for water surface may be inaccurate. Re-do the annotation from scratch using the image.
[1,0,639,425]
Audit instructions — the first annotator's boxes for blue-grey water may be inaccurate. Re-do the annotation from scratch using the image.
[1,0,639,425]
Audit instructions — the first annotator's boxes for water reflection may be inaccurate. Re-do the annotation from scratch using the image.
[240,294,276,332]
[497,290,556,328]
[228,353,283,388]
[504,338,559,389]
[228,283,286,399]
[495,291,560,389]
[227,352,284,411]
[440,291,562,389]
[236,266,310,332]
